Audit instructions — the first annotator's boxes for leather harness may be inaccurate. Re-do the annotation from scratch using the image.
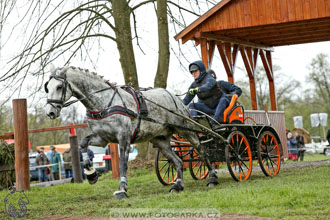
[86,82,149,143]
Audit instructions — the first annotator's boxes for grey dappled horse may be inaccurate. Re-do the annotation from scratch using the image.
[44,65,218,198]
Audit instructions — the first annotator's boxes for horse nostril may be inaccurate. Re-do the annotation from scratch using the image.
[48,112,56,119]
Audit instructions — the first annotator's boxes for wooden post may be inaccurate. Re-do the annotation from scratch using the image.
[13,99,30,191]
[58,162,62,180]
[69,135,83,183]
[109,143,120,179]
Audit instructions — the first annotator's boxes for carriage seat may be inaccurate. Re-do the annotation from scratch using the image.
[223,94,244,124]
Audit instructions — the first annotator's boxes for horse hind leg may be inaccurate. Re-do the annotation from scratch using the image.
[152,137,184,193]
[178,130,219,187]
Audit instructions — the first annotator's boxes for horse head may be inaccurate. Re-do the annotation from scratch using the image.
[45,65,73,119]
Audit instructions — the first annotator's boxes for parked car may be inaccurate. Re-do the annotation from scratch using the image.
[89,144,138,173]
[89,146,107,173]
[29,153,39,181]
[305,136,330,155]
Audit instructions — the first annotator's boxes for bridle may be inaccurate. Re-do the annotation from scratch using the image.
[44,74,72,111]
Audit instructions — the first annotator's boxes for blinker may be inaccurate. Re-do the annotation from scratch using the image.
[44,82,49,93]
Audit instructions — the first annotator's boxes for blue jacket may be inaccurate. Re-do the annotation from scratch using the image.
[50,151,61,173]
[287,138,298,154]
[217,80,242,97]
[183,61,218,106]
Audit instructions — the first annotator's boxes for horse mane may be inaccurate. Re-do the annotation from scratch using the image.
[60,66,107,82]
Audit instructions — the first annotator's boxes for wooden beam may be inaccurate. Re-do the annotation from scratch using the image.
[218,17,330,35]
[260,50,277,110]
[241,24,330,40]
[1,124,89,139]
[264,34,330,46]
[217,42,238,83]
[200,32,274,51]
[208,40,216,67]
[240,46,258,110]
[200,38,209,69]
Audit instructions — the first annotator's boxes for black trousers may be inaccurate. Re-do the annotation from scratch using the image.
[298,150,305,161]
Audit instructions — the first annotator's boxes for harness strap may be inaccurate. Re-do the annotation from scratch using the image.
[87,106,137,120]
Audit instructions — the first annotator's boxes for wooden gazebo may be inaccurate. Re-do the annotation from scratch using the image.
[175,0,330,157]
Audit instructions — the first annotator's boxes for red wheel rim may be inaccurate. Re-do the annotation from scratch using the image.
[258,132,281,176]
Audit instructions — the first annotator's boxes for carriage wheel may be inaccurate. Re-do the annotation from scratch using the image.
[257,131,281,177]
[189,148,209,180]
[225,131,252,182]
[154,148,177,185]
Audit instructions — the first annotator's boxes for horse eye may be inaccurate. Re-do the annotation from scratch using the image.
[57,85,63,90]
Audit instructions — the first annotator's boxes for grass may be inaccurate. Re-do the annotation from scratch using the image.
[0,155,329,220]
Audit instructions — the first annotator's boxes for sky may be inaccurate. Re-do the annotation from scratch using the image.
[0,1,329,110]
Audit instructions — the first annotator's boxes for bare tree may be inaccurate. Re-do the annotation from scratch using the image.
[0,0,217,95]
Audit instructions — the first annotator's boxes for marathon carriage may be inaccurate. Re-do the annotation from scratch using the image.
[45,65,283,198]
[155,94,283,185]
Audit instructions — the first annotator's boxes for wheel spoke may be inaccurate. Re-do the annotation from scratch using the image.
[193,160,201,169]
[162,165,170,181]
[159,161,169,172]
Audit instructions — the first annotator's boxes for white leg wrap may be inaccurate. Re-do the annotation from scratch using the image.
[82,152,89,161]
[120,176,127,183]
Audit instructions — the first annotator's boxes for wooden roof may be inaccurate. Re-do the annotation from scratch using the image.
[175,0,330,47]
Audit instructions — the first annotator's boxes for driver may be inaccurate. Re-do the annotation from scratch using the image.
[183,60,241,128]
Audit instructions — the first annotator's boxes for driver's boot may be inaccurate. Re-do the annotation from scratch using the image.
[209,119,222,130]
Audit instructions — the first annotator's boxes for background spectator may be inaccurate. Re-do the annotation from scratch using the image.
[87,146,94,162]
[35,147,49,182]
[63,148,73,178]
[287,132,298,161]
[295,131,305,161]
[50,145,61,180]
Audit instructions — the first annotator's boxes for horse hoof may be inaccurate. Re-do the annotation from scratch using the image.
[114,192,128,199]
[169,188,180,194]
[207,183,216,188]
[169,184,184,193]
[207,177,219,187]
[85,167,98,185]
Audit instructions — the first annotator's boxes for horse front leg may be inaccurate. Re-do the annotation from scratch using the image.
[80,133,107,184]
[113,134,131,199]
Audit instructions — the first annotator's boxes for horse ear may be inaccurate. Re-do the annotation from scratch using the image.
[49,64,56,74]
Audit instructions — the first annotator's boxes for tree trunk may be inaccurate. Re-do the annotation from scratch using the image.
[154,0,170,88]
[112,0,139,88]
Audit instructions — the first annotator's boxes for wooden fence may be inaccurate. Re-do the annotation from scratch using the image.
[0,99,120,191]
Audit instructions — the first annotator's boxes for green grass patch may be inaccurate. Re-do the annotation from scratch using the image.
[284,153,329,164]
[0,161,329,219]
